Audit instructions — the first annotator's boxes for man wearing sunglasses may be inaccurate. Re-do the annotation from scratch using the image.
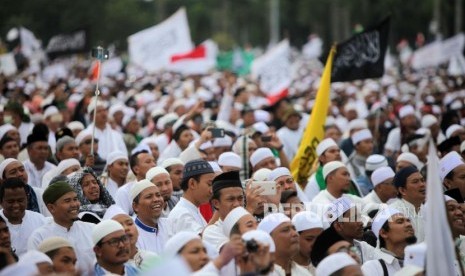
[92,219,139,276]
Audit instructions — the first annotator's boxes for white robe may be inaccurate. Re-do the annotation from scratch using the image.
[23,159,56,189]
[115,181,135,215]
[158,141,182,165]
[362,248,402,274]
[273,262,312,276]
[304,173,321,201]
[105,177,120,199]
[202,219,228,252]
[167,197,207,237]
[276,126,303,161]
[134,217,170,255]
[85,123,128,160]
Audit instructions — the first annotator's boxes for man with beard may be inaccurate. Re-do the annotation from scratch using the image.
[92,220,138,275]
[131,180,169,254]
[258,213,311,275]
[362,208,417,274]
[28,181,95,276]
[145,167,178,217]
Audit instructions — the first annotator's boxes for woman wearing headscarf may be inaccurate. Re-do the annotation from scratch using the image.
[68,167,114,218]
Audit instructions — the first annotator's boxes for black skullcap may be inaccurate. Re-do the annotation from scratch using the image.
[437,135,461,154]
[212,171,242,195]
[27,131,48,145]
[182,159,214,184]
[445,188,465,203]
[310,226,345,267]
[0,135,15,149]
[55,128,74,141]
[393,166,419,188]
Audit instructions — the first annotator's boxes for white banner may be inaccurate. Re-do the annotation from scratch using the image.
[412,33,465,69]
[167,39,218,75]
[102,57,123,77]
[251,39,291,96]
[128,7,193,73]
[0,53,17,76]
[20,27,42,58]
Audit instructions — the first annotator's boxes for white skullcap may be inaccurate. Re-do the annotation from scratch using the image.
[254,110,271,123]
[250,148,274,167]
[140,137,158,147]
[19,250,53,265]
[199,141,213,150]
[43,105,59,118]
[403,242,426,269]
[257,213,290,234]
[146,167,169,181]
[398,105,415,119]
[365,154,388,171]
[102,204,127,220]
[446,124,464,138]
[0,158,17,179]
[208,161,223,173]
[87,99,107,114]
[75,129,92,146]
[66,121,85,131]
[397,152,421,170]
[222,207,251,237]
[213,136,233,148]
[371,207,402,238]
[315,252,358,276]
[439,151,465,181]
[164,232,201,257]
[348,119,367,132]
[421,114,438,128]
[445,195,456,202]
[242,230,276,253]
[371,167,395,187]
[38,237,73,254]
[92,220,125,246]
[122,115,136,127]
[218,152,242,168]
[161,158,185,169]
[130,179,156,202]
[56,159,81,175]
[157,113,179,130]
[322,161,346,180]
[351,129,372,145]
[0,124,16,140]
[268,167,291,181]
[252,168,272,181]
[108,103,125,118]
[316,138,338,156]
[131,143,151,155]
[106,151,128,166]
[252,122,270,134]
[292,211,323,232]
[325,197,353,223]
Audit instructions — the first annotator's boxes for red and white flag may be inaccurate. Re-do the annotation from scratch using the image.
[128,7,193,73]
[251,39,291,105]
[167,39,218,75]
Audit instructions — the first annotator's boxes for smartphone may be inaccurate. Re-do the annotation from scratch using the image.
[210,128,225,138]
[261,136,272,142]
[251,181,277,196]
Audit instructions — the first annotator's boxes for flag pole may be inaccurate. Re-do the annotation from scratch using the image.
[90,59,102,156]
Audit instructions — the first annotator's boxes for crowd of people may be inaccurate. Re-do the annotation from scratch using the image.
[0,47,464,276]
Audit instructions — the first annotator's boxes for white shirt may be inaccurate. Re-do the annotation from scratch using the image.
[389,198,425,243]
[304,173,321,201]
[384,127,401,152]
[312,189,364,207]
[362,249,402,275]
[115,181,135,215]
[273,262,312,276]
[23,159,56,189]
[134,217,170,255]
[28,220,95,276]
[167,197,207,237]
[106,178,120,199]
[158,141,181,165]
[85,123,128,160]
[276,126,303,161]
[203,219,228,252]
[363,190,384,213]
[0,210,47,256]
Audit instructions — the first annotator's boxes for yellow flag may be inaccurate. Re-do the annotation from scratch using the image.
[291,46,336,185]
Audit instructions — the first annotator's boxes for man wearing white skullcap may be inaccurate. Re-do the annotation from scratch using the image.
[38,237,77,274]
[18,250,54,274]
[145,166,179,217]
[384,105,418,158]
[444,195,465,244]
[355,154,389,196]
[339,118,367,157]
[241,230,276,275]
[161,158,185,201]
[440,151,465,199]
[347,129,374,181]
[291,211,323,274]
[316,252,362,276]
[102,151,129,199]
[258,213,311,275]
[304,138,342,201]
[421,114,445,145]
[396,152,423,171]
[446,124,465,140]
[312,161,364,206]
[268,166,309,202]
[363,167,397,211]
[217,152,242,172]
[362,208,416,275]
[67,121,85,138]
[212,136,233,159]
[131,180,169,255]
[92,220,139,275]
[250,147,277,171]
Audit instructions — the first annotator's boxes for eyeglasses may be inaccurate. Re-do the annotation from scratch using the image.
[100,234,129,247]
[83,139,99,145]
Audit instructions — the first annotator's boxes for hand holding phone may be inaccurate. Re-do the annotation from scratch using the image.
[210,128,225,138]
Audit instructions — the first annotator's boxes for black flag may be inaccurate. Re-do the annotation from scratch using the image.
[46,29,89,59]
[331,17,390,82]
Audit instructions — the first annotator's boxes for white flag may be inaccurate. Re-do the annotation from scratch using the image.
[167,39,218,75]
[425,140,457,276]
[251,39,291,98]
[128,7,193,73]
[19,27,42,58]
[0,53,17,76]
[412,33,465,69]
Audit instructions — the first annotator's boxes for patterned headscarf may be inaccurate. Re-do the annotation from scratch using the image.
[67,167,114,218]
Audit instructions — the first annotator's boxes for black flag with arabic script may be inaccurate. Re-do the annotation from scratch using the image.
[331,16,390,82]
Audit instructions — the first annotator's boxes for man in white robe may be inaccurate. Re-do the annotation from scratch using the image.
[23,130,56,189]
